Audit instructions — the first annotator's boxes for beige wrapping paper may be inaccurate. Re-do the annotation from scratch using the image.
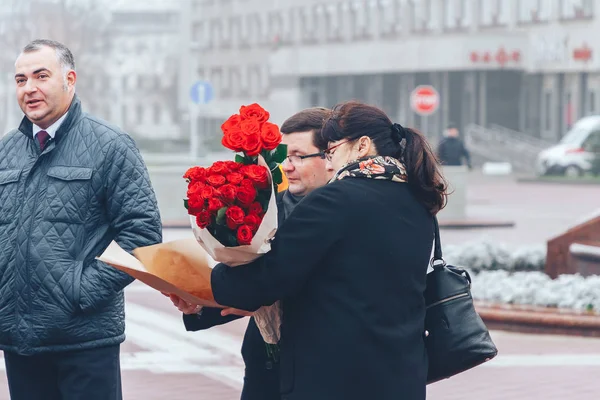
[97,238,222,308]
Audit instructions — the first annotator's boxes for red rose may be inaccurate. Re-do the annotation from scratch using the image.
[209,161,230,176]
[207,197,224,213]
[224,161,242,171]
[187,181,204,198]
[219,184,237,203]
[248,201,264,216]
[260,122,281,151]
[206,174,226,187]
[221,114,241,134]
[225,206,245,230]
[195,211,211,229]
[240,178,255,189]
[222,126,245,152]
[236,224,254,245]
[240,117,262,136]
[200,185,216,200]
[187,199,205,214]
[243,214,262,233]
[242,133,263,156]
[226,172,244,186]
[183,167,207,182]
[236,185,257,206]
[239,103,270,124]
[244,164,269,190]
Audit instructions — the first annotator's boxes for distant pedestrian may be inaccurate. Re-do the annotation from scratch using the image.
[437,122,472,169]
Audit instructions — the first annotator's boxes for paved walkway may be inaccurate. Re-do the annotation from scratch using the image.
[0,177,598,399]
[2,285,599,399]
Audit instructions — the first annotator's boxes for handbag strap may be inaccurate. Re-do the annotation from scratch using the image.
[431,216,446,268]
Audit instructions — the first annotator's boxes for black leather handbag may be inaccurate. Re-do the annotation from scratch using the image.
[424,217,498,384]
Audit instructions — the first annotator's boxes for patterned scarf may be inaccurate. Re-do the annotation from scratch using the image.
[331,156,408,184]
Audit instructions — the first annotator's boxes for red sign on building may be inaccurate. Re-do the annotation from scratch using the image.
[410,86,440,117]
[573,44,592,62]
[469,47,521,67]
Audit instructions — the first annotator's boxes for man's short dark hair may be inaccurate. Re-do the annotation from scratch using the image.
[446,121,458,130]
[280,107,331,149]
[23,39,75,71]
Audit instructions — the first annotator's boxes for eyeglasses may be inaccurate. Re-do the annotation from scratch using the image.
[323,140,352,161]
[284,151,326,166]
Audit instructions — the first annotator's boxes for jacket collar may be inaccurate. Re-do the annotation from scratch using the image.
[19,95,82,143]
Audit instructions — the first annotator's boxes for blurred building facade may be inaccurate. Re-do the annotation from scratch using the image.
[106,0,181,143]
[183,0,599,144]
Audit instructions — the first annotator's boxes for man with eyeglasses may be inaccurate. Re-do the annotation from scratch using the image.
[169,107,333,400]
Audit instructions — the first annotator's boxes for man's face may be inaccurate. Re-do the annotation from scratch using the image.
[447,128,459,137]
[15,46,76,129]
[281,130,334,196]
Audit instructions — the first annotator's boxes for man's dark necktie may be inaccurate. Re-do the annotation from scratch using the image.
[36,130,50,152]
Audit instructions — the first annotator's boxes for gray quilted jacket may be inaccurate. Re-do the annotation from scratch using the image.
[0,96,162,355]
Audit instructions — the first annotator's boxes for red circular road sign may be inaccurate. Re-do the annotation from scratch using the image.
[410,85,440,116]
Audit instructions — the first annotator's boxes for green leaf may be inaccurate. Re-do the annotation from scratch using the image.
[271,166,283,186]
[216,207,228,225]
[271,144,288,164]
[183,199,189,210]
[235,154,245,164]
[260,149,271,164]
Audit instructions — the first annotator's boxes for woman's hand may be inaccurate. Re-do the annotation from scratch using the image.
[166,293,202,315]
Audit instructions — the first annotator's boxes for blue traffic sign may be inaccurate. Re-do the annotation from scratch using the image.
[190,80,214,104]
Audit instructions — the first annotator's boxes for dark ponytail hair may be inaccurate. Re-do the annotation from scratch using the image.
[318,101,448,214]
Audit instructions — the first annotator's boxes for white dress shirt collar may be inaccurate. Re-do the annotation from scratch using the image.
[33,112,69,140]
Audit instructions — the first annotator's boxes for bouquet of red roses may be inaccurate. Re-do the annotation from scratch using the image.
[183,103,286,344]
[184,161,272,247]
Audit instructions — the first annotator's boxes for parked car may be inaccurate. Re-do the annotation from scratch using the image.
[536,116,600,177]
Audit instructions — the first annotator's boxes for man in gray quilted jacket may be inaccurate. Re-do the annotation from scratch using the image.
[0,39,162,399]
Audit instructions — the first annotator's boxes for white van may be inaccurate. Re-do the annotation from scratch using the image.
[536,116,600,176]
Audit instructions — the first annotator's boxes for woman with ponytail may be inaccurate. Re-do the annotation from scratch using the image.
[211,101,447,400]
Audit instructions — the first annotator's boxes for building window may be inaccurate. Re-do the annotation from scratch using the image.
[247,14,263,46]
[349,0,368,39]
[230,67,241,97]
[409,0,433,33]
[517,0,550,24]
[299,7,318,44]
[136,104,144,125]
[479,0,509,27]
[221,18,233,49]
[312,4,327,43]
[153,103,161,125]
[268,11,284,44]
[444,0,472,31]
[210,18,223,49]
[378,0,402,38]
[544,92,552,130]
[103,105,111,122]
[324,3,343,41]
[559,0,594,20]
[210,67,223,97]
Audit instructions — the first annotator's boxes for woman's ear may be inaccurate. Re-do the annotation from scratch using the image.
[356,136,375,158]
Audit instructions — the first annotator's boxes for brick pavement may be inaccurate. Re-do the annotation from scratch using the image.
[0,178,598,399]
[1,289,599,399]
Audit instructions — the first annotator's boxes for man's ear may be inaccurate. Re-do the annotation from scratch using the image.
[66,70,77,90]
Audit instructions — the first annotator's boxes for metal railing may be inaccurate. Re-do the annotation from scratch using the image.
[464,124,556,173]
